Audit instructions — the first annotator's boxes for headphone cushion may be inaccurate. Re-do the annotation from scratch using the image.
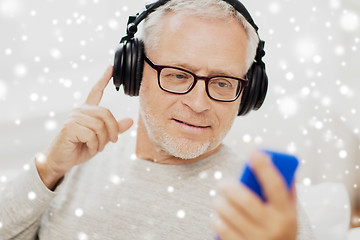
[238,63,255,115]
[254,66,268,110]
[238,62,268,116]
[113,43,125,89]
[129,40,137,96]
[247,63,262,111]
[238,62,267,115]
[123,41,133,95]
[134,39,145,96]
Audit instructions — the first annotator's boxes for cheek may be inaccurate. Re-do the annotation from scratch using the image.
[140,68,160,104]
[216,102,239,128]
[140,68,153,93]
[140,70,180,109]
[139,75,171,118]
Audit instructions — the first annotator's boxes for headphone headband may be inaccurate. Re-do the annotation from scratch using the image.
[222,0,259,31]
[121,0,260,41]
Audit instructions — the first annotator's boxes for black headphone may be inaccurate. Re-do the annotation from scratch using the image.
[113,0,268,116]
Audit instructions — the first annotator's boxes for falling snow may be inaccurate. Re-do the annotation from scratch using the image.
[198,171,208,179]
[167,186,174,193]
[110,175,124,185]
[28,191,36,200]
[0,0,359,232]
[23,164,30,171]
[340,11,359,32]
[303,178,312,186]
[131,130,137,137]
[13,64,27,78]
[242,134,252,143]
[75,208,84,217]
[78,232,88,240]
[177,210,186,219]
[0,80,8,100]
[35,152,47,164]
[0,176,7,183]
[214,171,223,180]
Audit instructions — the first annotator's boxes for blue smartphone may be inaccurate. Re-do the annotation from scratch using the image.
[215,150,299,240]
[239,150,299,202]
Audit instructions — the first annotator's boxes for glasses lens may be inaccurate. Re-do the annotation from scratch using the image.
[208,77,240,101]
[159,67,194,93]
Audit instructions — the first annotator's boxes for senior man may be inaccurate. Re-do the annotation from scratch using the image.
[0,0,315,239]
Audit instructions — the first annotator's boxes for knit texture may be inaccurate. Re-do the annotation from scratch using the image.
[0,132,315,239]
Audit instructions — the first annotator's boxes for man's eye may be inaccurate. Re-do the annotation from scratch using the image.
[212,79,233,88]
[169,72,191,80]
[217,82,229,88]
[174,74,186,79]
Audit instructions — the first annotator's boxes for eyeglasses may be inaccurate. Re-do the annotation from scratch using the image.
[144,55,248,102]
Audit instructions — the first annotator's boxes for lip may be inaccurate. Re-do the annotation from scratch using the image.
[172,118,211,132]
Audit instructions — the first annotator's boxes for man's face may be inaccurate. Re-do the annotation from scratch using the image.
[138,13,248,161]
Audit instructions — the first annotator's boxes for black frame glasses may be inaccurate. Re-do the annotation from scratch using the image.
[144,55,248,102]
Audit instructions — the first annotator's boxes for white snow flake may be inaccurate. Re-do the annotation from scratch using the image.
[0,176,7,183]
[242,134,252,143]
[214,171,223,180]
[23,164,30,171]
[28,191,37,200]
[177,209,186,219]
[340,11,359,32]
[110,175,123,185]
[78,232,88,240]
[0,81,8,100]
[198,171,208,179]
[13,64,27,77]
[167,186,174,193]
[75,208,84,217]
[303,178,312,186]
[278,97,298,116]
[339,150,348,159]
[4,48,12,55]
[35,152,47,164]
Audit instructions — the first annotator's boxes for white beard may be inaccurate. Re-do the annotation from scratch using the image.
[139,94,233,160]
[140,108,211,159]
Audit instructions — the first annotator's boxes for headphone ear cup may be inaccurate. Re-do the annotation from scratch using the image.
[129,40,137,96]
[112,38,144,96]
[120,38,144,96]
[238,63,257,116]
[133,39,145,96]
[113,42,127,90]
[238,62,268,116]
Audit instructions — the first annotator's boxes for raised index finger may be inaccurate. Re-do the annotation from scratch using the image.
[85,65,113,105]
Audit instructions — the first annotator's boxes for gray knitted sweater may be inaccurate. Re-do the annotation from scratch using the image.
[0,133,315,239]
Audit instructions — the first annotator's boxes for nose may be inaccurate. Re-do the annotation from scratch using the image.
[181,80,211,113]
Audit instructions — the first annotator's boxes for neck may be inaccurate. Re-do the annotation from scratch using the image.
[135,115,221,165]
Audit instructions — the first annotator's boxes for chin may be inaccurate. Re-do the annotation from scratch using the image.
[142,114,227,160]
[155,125,230,160]
[160,135,212,159]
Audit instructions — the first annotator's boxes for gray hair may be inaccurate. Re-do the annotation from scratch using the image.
[140,0,259,73]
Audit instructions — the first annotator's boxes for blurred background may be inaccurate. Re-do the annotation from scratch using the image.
[0,0,359,229]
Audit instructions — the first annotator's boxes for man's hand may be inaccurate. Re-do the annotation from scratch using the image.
[36,66,133,190]
[212,152,298,240]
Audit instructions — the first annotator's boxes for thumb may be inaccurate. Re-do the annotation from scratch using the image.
[118,118,134,134]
